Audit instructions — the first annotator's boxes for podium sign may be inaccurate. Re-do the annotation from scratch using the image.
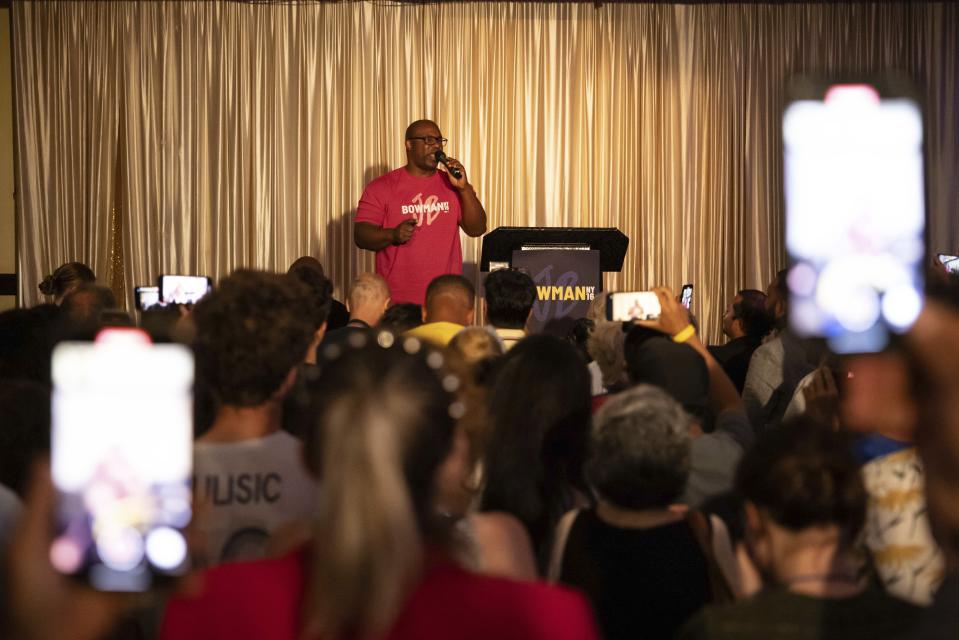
[511,249,601,335]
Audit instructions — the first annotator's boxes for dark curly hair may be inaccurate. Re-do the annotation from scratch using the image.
[484,268,536,329]
[736,415,866,544]
[192,270,316,406]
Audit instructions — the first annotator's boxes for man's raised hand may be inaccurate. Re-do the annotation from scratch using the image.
[391,218,417,244]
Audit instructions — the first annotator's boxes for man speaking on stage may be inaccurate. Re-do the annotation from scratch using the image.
[353,119,487,305]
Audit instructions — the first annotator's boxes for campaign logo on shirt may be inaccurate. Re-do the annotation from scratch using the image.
[400,193,452,226]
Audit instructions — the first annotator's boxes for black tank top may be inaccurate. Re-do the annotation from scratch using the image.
[558,509,712,640]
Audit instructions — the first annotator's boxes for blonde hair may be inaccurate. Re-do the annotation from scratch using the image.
[588,321,628,388]
[587,292,609,323]
[442,330,503,506]
[448,326,504,364]
[303,341,455,638]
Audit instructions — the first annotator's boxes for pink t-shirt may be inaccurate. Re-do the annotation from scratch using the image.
[355,167,464,305]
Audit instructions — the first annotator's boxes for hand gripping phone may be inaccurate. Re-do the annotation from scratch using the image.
[50,328,194,591]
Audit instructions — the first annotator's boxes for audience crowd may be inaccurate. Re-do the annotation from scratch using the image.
[1,256,959,640]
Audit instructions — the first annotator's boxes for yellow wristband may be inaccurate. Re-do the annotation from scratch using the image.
[672,324,696,343]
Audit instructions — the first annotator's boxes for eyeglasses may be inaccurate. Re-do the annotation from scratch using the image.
[406,136,448,147]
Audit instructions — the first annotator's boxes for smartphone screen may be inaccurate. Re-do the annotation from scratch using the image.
[784,80,925,354]
[160,275,211,306]
[680,284,694,310]
[937,254,959,274]
[51,329,193,591]
[134,286,160,311]
[606,291,662,322]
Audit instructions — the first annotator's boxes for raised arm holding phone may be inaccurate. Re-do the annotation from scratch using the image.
[636,287,744,417]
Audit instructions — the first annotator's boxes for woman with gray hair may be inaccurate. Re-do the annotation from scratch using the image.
[549,384,732,640]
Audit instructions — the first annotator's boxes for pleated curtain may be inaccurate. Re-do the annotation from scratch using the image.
[12,1,959,342]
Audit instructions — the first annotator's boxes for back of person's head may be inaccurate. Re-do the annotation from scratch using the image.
[347,273,390,323]
[736,416,866,544]
[287,262,333,331]
[567,317,595,363]
[0,380,50,497]
[378,303,423,334]
[586,292,608,323]
[287,255,326,279]
[483,268,536,330]
[587,321,627,388]
[38,261,95,303]
[735,289,771,338]
[192,270,315,406]
[587,384,691,510]
[624,325,710,425]
[139,305,184,344]
[300,335,456,638]
[99,309,134,330]
[0,304,66,385]
[448,326,504,365]
[61,284,117,334]
[424,274,475,325]
[480,334,591,566]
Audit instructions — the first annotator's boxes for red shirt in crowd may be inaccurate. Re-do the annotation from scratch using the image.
[355,168,464,305]
[160,548,600,640]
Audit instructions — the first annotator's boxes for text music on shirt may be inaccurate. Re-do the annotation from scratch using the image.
[194,472,282,506]
[400,193,451,226]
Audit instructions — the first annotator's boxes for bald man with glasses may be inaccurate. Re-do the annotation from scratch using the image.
[353,119,487,305]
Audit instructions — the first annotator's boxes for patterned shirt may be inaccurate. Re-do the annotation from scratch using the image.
[861,447,944,605]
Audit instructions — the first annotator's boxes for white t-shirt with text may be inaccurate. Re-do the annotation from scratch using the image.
[193,431,316,565]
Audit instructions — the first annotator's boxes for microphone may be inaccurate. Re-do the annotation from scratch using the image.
[434,151,462,179]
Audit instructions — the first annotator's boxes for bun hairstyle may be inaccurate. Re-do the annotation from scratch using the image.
[38,262,95,299]
[37,276,55,296]
[302,333,458,639]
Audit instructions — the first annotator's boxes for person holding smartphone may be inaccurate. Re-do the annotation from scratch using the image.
[353,120,487,306]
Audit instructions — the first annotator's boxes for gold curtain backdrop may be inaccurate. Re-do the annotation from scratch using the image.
[12,1,959,342]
